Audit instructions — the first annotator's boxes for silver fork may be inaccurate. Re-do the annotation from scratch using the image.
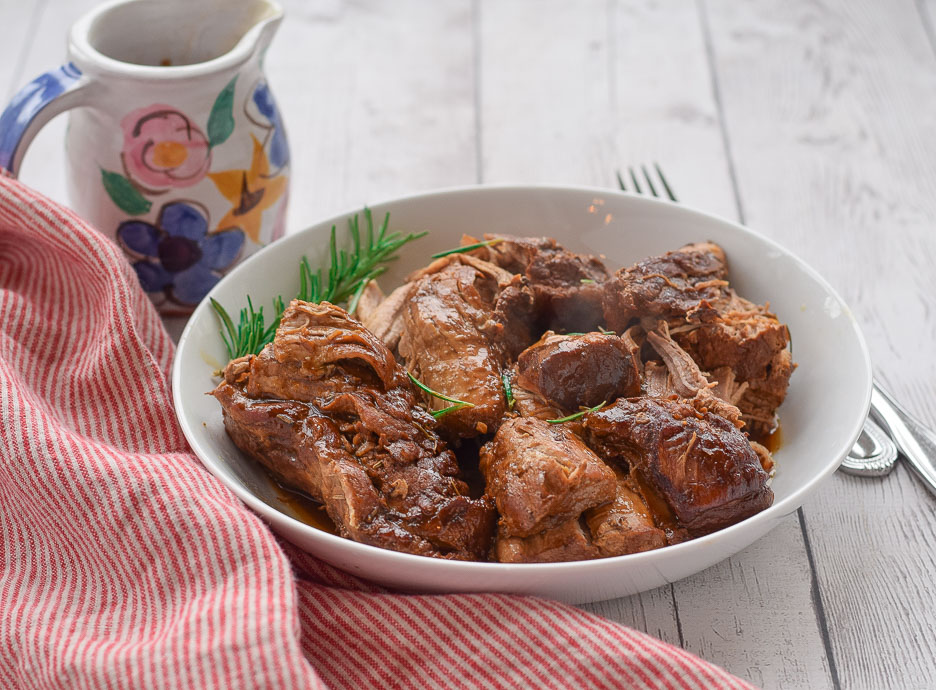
[616,164,936,491]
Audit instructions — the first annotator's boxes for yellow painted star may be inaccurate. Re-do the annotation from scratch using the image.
[209,134,287,243]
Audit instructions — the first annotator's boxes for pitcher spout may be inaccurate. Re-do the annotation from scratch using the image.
[68,0,285,77]
[234,0,284,61]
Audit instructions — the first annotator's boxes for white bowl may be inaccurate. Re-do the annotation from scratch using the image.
[172,185,871,605]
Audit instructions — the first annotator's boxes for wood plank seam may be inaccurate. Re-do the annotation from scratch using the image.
[605,0,619,164]
[696,0,746,225]
[916,0,936,61]
[799,509,843,690]
[472,0,484,184]
[669,584,687,649]
[3,0,49,101]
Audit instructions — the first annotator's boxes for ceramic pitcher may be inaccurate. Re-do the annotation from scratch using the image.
[0,0,290,315]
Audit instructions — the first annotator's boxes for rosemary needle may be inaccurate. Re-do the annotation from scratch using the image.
[406,372,475,418]
[431,237,504,259]
[562,327,615,337]
[431,404,470,419]
[547,401,607,424]
[501,371,515,411]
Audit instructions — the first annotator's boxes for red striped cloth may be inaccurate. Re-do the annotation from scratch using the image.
[0,174,755,690]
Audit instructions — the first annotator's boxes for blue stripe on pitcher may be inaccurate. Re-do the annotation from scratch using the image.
[0,63,83,172]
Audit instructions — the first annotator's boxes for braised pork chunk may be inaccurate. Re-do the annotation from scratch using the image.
[468,233,610,333]
[495,519,598,564]
[213,300,496,559]
[396,256,508,438]
[482,417,675,562]
[516,331,641,412]
[584,397,773,536]
[362,253,538,439]
[603,242,794,435]
[584,466,666,557]
[602,241,730,331]
[480,417,616,538]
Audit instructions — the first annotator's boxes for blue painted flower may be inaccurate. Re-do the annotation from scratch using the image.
[117,201,245,306]
[249,80,289,171]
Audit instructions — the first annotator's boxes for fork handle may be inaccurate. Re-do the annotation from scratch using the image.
[871,384,936,498]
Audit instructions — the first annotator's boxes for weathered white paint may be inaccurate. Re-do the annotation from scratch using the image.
[267,0,478,228]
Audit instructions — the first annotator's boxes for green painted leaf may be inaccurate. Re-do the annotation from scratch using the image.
[207,76,237,147]
[101,169,151,215]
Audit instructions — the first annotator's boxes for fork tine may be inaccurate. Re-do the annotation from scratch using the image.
[628,167,643,194]
[641,165,659,197]
[654,162,678,202]
[618,164,679,201]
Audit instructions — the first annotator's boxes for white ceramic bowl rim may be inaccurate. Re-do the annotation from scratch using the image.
[172,183,872,575]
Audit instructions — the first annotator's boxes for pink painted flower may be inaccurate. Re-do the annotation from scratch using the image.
[120,104,211,190]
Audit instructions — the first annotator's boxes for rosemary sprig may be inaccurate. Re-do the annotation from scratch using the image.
[297,209,425,309]
[547,401,607,424]
[211,209,426,361]
[407,372,475,419]
[431,237,504,259]
[502,371,515,410]
[210,295,283,363]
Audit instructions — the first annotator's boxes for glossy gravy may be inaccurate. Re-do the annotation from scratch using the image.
[269,475,337,534]
[761,423,783,454]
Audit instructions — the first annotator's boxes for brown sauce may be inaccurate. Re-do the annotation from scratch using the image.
[268,475,338,534]
[761,423,783,454]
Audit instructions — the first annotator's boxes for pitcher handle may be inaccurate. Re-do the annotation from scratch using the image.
[0,63,92,177]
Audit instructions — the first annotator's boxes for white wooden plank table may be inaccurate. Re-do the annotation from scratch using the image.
[4,1,936,688]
